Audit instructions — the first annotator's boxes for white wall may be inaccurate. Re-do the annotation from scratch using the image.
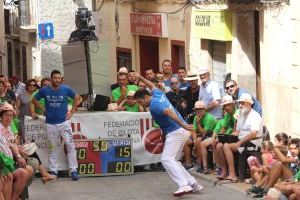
[260,2,300,138]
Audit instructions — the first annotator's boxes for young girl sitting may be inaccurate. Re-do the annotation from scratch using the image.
[247,141,276,184]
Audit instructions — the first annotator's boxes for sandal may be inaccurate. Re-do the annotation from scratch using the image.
[202,167,210,174]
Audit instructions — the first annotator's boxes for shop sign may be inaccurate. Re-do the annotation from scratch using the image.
[130,13,168,37]
[192,10,232,41]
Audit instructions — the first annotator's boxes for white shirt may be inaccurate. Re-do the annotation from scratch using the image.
[236,109,263,147]
[199,79,222,119]
[13,82,26,96]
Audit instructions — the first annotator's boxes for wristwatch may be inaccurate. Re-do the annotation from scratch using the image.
[16,154,22,158]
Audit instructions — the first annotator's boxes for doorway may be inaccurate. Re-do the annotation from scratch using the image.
[139,36,159,74]
[171,40,185,73]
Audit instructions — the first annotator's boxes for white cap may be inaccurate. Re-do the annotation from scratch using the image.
[199,67,209,75]
[194,101,206,109]
[237,93,253,105]
[221,95,234,106]
[106,103,118,111]
[118,67,128,74]
[127,90,136,97]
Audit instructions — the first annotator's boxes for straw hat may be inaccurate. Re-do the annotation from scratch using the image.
[183,72,198,81]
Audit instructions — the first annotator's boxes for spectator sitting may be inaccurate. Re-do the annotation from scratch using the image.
[246,141,276,185]
[0,102,33,200]
[165,76,186,117]
[249,136,300,198]
[183,101,217,171]
[225,80,262,116]
[248,142,296,198]
[221,93,263,183]
[202,95,238,175]
[177,67,190,90]
[111,73,138,105]
[118,90,144,112]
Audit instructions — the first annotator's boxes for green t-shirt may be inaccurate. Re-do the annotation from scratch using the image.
[193,113,217,133]
[112,85,139,102]
[213,109,238,135]
[10,118,20,135]
[124,103,139,112]
[33,90,45,115]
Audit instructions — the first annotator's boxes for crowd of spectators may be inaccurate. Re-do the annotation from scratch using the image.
[110,59,299,200]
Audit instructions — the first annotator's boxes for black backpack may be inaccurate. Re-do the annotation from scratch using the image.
[93,95,110,111]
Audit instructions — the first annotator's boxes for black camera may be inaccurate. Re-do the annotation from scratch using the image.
[69,8,98,42]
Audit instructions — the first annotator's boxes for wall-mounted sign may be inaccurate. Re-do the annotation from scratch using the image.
[130,13,168,38]
[192,10,232,41]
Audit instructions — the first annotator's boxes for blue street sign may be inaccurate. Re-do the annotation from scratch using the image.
[38,23,54,40]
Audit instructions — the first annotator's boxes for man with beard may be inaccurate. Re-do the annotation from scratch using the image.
[133,72,203,197]
[220,93,263,183]
[32,70,80,181]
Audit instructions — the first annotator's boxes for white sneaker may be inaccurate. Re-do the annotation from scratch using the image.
[191,182,204,193]
[173,185,193,197]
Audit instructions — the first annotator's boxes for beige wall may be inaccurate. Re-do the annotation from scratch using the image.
[231,12,257,96]
[260,1,300,139]
[0,1,5,71]
[97,1,188,83]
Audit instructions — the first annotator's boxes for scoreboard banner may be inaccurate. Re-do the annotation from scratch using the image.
[24,112,164,171]
[75,139,134,176]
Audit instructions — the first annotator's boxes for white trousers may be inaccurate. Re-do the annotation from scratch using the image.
[46,120,78,172]
[161,128,198,188]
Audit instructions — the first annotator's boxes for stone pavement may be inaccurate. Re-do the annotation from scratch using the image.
[28,171,253,200]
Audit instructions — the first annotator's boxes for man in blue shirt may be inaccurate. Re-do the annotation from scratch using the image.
[225,80,262,116]
[133,73,203,197]
[32,70,80,181]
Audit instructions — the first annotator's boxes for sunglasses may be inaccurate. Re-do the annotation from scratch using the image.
[226,85,235,90]
[170,82,178,85]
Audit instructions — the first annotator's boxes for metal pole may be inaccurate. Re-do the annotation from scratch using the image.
[84,40,93,110]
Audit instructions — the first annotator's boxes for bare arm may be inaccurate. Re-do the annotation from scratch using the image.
[237,131,257,146]
[31,98,45,115]
[15,96,21,117]
[67,94,80,119]
[273,147,295,164]
[135,73,155,90]
[206,100,220,111]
